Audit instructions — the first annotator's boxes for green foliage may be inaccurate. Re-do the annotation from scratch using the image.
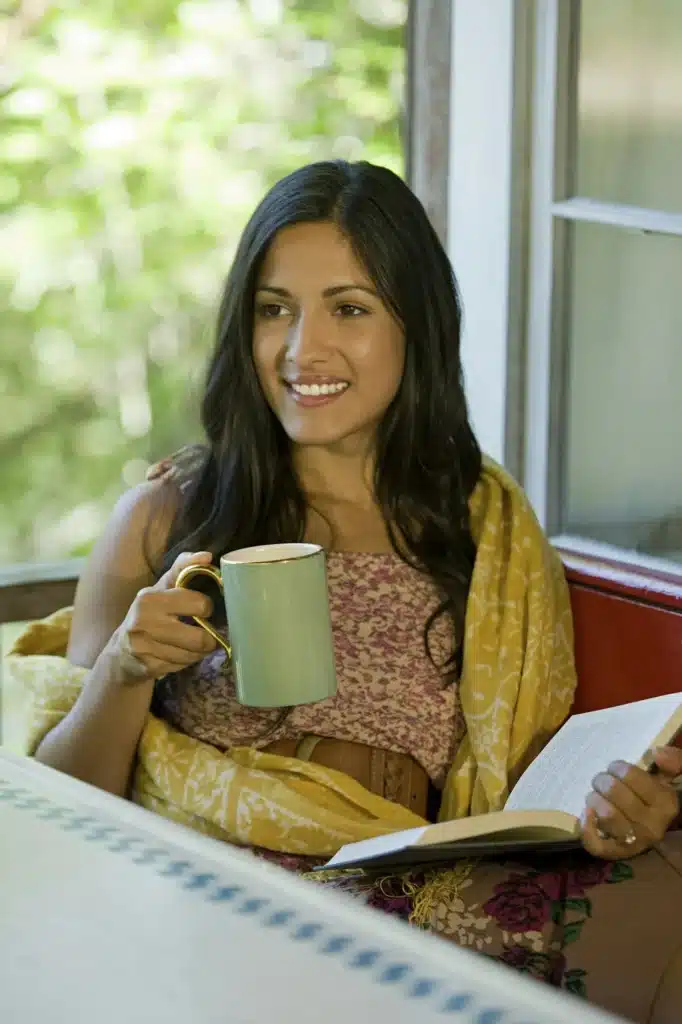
[0,0,406,563]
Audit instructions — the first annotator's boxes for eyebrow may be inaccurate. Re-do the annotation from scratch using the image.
[255,284,378,299]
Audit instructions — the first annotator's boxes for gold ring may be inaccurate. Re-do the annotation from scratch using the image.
[595,823,637,846]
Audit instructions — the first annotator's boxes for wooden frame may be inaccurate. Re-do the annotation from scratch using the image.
[405,0,452,246]
[446,0,534,467]
[0,562,81,626]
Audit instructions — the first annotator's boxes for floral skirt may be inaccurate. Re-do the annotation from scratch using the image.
[254,833,682,1024]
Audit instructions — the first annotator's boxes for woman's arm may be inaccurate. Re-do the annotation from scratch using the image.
[34,480,215,797]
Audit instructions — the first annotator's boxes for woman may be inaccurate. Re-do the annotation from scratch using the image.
[19,161,682,1020]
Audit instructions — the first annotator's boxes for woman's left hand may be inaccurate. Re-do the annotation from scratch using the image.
[581,746,682,859]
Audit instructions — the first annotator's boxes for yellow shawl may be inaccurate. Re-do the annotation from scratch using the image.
[5,458,576,856]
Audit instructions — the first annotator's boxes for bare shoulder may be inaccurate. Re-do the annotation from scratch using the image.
[67,479,179,668]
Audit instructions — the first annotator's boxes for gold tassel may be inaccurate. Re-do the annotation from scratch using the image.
[301,860,476,931]
[409,861,475,929]
[377,873,420,899]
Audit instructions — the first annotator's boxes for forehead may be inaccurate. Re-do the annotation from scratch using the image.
[257,221,370,285]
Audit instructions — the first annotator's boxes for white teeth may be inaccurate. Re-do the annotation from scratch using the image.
[289,381,349,397]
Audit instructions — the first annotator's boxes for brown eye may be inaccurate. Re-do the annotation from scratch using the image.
[336,303,368,318]
[256,303,287,319]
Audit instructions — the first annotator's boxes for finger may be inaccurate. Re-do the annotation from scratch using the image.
[581,807,638,860]
[603,761,666,807]
[585,789,643,842]
[592,770,650,821]
[157,551,214,589]
[653,746,682,778]
[582,805,616,844]
[147,587,214,620]
[601,761,679,828]
[133,637,210,671]
[131,619,216,655]
[586,788,664,845]
[146,459,173,481]
[589,770,663,835]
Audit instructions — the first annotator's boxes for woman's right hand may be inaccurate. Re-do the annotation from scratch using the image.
[106,551,218,682]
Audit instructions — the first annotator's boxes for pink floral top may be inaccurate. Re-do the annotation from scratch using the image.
[153,552,466,787]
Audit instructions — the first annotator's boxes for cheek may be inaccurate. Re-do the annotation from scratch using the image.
[252,334,280,388]
[389,341,406,388]
[362,339,404,399]
[351,328,404,384]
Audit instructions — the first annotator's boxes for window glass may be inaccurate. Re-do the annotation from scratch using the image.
[0,0,406,564]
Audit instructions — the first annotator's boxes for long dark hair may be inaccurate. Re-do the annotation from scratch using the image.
[161,160,482,682]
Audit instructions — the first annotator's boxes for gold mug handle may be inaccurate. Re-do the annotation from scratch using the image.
[174,564,231,657]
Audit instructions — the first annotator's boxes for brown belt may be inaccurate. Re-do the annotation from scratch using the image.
[266,736,430,818]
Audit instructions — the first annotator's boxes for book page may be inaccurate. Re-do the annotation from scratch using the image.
[324,827,428,869]
[506,692,682,819]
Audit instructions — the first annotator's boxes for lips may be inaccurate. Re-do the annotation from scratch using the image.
[283,378,350,408]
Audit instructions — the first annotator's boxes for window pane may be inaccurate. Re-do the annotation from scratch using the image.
[563,222,682,562]
[0,0,407,565]
[576,0,682,212]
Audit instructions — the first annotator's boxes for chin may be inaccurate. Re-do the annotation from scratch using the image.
[287,426,356,448]
[282,416,372,451]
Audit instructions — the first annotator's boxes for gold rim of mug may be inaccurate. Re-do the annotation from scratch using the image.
[220,543,323,567]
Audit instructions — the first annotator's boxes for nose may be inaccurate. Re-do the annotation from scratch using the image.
[285,309,328,366]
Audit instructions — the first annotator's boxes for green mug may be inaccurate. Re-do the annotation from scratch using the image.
[174,542,337,708]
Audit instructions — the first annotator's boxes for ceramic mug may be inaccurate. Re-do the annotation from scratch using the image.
[174,542,337,708]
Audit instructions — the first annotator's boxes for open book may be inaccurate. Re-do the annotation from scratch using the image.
[320,691,682,872]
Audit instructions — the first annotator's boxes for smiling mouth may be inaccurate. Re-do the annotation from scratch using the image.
[283,379,350,408]
[288,381,349,397]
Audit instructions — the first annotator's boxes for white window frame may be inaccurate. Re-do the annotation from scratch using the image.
[447,0,531,471]
[448,0,682,574]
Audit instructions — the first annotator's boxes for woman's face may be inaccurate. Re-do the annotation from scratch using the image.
[253,221,405,453]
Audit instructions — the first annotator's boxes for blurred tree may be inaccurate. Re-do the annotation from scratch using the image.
[0,0,406,563]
